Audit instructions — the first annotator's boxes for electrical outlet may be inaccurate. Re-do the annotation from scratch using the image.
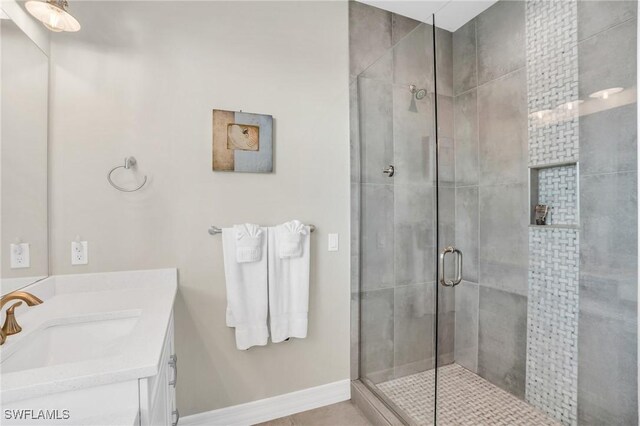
[71,240,88,265]
[10,243,30,268]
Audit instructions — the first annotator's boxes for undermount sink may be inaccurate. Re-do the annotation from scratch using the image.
[1,312,140,374]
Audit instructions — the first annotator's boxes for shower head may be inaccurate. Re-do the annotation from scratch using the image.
[409,84,427,100]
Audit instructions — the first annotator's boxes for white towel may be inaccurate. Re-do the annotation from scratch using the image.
[222,224,269,350]
[278,220,307,258]
[235,224,263,263]
[268,220,311,343]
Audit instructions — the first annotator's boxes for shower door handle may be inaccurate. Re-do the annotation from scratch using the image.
[440,246,463,287]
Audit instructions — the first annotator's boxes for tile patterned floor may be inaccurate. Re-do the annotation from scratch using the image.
[377,363,560,426]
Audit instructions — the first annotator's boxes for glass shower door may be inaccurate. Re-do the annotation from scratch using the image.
[357,16,441,425]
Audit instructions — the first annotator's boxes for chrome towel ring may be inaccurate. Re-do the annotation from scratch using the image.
[107,156,147,192]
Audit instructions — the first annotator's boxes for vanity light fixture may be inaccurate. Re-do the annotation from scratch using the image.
[25,0,80,33]
[589,87,623,100]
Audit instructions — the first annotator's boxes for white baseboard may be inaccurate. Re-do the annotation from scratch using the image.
[180,379,351,426]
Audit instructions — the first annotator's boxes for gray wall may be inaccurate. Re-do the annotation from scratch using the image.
[452,0,529,398]
[576,1,638,424]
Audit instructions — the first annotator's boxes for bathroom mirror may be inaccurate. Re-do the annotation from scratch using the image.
[0,11,49,295]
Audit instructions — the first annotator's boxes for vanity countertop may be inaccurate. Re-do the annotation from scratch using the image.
[0,268,177,405]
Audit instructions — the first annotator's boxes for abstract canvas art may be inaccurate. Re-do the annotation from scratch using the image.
[212,109,273,172]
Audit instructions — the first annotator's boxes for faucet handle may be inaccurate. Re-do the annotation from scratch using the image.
[6,301,23,314]
[2,301,24,336]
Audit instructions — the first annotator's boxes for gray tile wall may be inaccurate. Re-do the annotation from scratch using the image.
[576,2,638,424]
[476,0,526,86]
[525,1,637,424]
[353,2,638,424]
[452,0,529,398]
[350,0,399,381]
[453,4,638,424]
[478,286,528,399]
[349,1,455,384]
[453,280,478,372]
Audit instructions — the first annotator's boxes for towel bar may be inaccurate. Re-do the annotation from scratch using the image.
[208,224,316,235]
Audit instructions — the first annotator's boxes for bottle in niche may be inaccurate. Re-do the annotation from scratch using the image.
[535,204,549,225]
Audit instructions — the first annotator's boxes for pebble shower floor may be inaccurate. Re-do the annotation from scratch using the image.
[377,364,560,425]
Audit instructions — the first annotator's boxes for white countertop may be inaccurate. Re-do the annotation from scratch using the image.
[0,268,177,404]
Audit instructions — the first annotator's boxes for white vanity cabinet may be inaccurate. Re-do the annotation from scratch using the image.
[0,269,179,426]
[139,314,178,426]
[2,314,178,426]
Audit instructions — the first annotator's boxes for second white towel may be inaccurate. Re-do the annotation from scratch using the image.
[268,220,311,343]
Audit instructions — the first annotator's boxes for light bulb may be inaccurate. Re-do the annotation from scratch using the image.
[43,9,64,32]
[48,10,61,28]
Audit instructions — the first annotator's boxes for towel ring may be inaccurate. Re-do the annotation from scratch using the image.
[107,156,148,192]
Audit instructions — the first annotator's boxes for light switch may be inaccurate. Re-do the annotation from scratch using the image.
[328,233,339,252]
[71,240,88,265]
[10,243,30,268]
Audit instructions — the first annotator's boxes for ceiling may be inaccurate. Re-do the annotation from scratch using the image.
[356,0,499,32]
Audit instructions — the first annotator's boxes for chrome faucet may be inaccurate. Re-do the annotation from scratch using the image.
[0,291,43,345]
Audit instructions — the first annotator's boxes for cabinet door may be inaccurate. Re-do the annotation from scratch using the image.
[149,335,171,426]
[140,314,175,426]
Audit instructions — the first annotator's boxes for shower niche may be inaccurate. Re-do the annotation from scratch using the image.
[529,162,579,227]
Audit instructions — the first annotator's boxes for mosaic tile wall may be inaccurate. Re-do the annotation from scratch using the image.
[526,0,579,167]
[527,227,579,425]
[525,1,580,424]
[537,165,578,225]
